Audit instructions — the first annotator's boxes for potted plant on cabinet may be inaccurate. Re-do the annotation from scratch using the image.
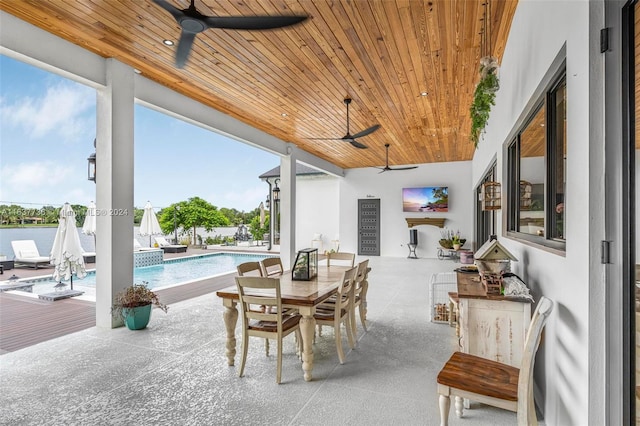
[452,233,463,251]
[112,282,168,330]
[439,228,466,250]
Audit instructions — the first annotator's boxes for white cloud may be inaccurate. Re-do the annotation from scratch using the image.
[0,82,94,142]
[1,161,72,192]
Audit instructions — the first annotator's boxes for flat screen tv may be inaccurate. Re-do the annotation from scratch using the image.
[402,186,448,212]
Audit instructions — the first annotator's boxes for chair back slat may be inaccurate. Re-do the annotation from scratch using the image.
[237,261,264,277]
[235,276,282,328]
[335,267,358,312]
[327,252,355,267]
[517,296,554,424]
[260,257,284,277]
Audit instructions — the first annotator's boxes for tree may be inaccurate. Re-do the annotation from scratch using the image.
[158,197,230,244]
[133,207,144,225]
[248,213,269,240]
[70,204,87,227]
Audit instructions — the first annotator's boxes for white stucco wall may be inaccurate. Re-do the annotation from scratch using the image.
[336,161,473,258]
[471,1,597,425]
[294,175,340,252]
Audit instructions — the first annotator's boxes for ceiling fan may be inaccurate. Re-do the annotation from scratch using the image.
[153,0,308,68]
[375,143,418,173]
[307,97,380,149]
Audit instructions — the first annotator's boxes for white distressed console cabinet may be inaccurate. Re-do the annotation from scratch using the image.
[458,295,532,367]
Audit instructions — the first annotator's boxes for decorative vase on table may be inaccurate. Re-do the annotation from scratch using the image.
[122,304,153,330]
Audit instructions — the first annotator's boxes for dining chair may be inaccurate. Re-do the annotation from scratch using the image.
[260,257,284,277]
[436,296,554,426]
[326,251,355,267]
[351,259,370,336]
[235,276,302,384]
[313,266,358,364]
[237,261,270,353]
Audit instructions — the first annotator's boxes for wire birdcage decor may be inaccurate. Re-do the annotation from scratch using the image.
[520,180,532,211]
[481,181,501,210]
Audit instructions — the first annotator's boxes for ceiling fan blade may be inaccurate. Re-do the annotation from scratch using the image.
[389,166,418,171]
[205,15,307,30]
[349,139,368,149]
[175,31,197,68]
[351,124,380,139]
[152,0,185,22]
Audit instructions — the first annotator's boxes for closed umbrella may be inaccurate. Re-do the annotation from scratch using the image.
[82,201,97,249]
[139,201,163,247]
[259,202,265,228]
[50,203,87,290]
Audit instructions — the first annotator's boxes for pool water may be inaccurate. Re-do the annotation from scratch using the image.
[24,253,274,296]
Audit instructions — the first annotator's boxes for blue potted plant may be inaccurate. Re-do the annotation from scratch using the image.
[112,282,168,330]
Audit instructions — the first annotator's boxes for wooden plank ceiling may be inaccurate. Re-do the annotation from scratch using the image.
[0,0,518,169]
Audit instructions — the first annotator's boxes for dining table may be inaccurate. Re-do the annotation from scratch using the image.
[216,265,351,382]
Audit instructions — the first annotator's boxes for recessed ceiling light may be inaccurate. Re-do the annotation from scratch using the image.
[420,91,428,97]
[163,39,174,46]
[281,113,288,117]
[134,69,142,74]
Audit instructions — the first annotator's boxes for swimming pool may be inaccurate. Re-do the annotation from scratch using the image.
[23,252,274,296]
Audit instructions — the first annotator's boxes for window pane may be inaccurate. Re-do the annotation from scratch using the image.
[519,106,546,236]
[551,80,567,240]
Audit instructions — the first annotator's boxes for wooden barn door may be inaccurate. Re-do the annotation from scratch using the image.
[358,199,380,256]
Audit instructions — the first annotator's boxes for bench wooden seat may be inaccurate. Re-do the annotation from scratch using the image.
[437,352,519,402]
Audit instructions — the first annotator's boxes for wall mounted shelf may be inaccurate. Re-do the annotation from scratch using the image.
[405,218,446,228]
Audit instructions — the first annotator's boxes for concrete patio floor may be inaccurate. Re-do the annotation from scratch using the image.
[0,256,533,425]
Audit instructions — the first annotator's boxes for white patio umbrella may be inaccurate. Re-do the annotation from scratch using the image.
[50,203,87,290]
[259,202,265,228]
[82,201,97,249]
[139,201,163,247]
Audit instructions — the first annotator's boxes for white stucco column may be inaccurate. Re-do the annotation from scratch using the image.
[279,146,297,270]
[95,59,135,328]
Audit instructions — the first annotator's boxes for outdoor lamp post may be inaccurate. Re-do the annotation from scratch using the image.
[87,138,96,182]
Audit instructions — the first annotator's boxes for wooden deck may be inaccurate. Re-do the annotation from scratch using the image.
[0,292,95,354]
[0,247,273,354]
[0,272,236,354]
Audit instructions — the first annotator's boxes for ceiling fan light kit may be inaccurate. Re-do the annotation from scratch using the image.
[153,0,308,68]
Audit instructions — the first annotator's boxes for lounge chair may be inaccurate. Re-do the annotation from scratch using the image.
[11,240,51,269]
[154,236,187,253]
[82,251,96,263]
[134,239,158,252]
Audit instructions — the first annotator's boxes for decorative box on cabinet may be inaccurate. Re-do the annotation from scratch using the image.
[457,295,532,367]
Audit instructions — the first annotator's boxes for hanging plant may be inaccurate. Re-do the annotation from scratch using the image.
[470,56,500,148]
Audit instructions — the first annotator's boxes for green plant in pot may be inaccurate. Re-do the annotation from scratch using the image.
[112,282,168,330]
[470,56,500,148]
[439,228,466,250]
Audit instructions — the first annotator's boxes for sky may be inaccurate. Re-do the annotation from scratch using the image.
[0,55,280,213]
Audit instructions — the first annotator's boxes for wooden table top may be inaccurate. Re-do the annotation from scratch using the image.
[216,265,350,307]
